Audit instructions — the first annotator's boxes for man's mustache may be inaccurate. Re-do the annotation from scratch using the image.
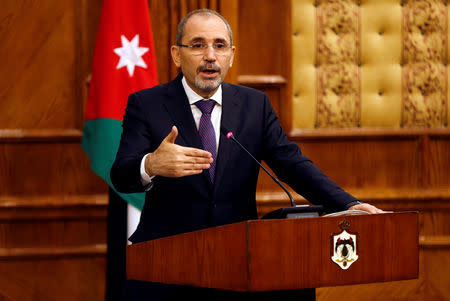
[197,64,221,73]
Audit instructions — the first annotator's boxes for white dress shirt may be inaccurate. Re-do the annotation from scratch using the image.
[140,76,222,187]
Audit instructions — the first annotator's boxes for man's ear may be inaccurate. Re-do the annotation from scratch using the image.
[171,45,181,68]
[229,45,236,67]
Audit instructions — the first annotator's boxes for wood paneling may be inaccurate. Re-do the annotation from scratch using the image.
[0,1,79,129]
[149,0,172,84]
[0,143,106,195]
[237,0,292,130]
[0,196,107,301]
[0,0,106,300]
[0,257,106,301]
[429,136,450,187]
[0,219,105,248]
[317,247,450,301]
[237,0,290,75]
[299,138,420,188]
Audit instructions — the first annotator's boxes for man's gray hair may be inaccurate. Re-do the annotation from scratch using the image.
[176,9,233,46]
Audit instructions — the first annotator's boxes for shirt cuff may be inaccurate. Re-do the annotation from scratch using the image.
[140,153,155,191]
[346,200,362,210]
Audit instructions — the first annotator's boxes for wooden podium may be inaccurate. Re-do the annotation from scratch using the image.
[126,212,418,292]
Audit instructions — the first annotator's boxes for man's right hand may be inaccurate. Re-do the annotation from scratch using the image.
[145,126,213,178]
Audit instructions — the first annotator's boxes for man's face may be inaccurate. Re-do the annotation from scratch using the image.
[171,14,235,98]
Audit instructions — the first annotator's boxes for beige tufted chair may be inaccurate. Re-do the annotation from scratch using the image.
[292,0,449,129]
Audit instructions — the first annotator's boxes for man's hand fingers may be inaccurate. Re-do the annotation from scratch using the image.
[172,145,213,163]
[182,146,213,159]
[184,162,211,170]
[183,155,213,165]
[349,203,388,214]
[165,163,210,177]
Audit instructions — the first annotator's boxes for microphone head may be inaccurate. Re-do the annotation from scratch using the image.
[226,132,233,139]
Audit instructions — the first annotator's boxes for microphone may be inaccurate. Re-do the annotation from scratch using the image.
[222,128,324,219]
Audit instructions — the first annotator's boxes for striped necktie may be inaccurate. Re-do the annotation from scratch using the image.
[195,99,217,182]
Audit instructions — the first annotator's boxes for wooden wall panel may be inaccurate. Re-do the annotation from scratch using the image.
[429,137,450,187]
[0,195,107,301]
[0,142,106,195]
[317,247,450,301]
[149,0,172,84]
[0,219,105,249]
[237,0,290,75]
[0,0,106,300]
[0,1,79,129]
[298,138,420,189]
[236,0,292,130]
[0,257,106,301]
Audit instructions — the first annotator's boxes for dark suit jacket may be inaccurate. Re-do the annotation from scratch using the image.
[111,73,358,243]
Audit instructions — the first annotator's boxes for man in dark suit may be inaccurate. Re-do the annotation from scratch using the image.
[111,8,382,300]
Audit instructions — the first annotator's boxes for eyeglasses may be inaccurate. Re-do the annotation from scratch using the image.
[177,42,232,55]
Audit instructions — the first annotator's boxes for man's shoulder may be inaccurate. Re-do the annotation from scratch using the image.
[133,82,170,98]
[223,82,267,98]
[132,74,183,102]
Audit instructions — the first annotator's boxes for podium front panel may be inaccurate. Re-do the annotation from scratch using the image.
[127,212,418,291]
[247,212,418,291]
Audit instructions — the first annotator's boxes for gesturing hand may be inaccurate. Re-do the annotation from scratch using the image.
[145,126,213,178]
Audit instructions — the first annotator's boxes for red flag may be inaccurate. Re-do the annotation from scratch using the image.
[86,0,158,121]
[82,0,158,209]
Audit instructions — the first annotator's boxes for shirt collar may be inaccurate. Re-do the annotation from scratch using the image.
[182,76,222,105]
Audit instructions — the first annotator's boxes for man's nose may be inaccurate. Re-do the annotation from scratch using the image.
[203,46,216,61]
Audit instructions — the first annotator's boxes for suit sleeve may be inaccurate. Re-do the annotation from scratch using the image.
[260,94,359,212]
[111,93,152,193]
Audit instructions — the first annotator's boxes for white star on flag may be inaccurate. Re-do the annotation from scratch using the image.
[113,34,149,77]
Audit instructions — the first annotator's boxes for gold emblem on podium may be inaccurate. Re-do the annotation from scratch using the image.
[331,220,359,270]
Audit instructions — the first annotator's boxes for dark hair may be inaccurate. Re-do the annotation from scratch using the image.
[176,9,233,46]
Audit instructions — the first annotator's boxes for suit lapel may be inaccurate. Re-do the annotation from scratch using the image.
[164,74,203,149]
[164,74,212,189]
[213,83,240,193]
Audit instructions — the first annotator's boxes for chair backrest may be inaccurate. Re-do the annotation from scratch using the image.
[291,0,448,129]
